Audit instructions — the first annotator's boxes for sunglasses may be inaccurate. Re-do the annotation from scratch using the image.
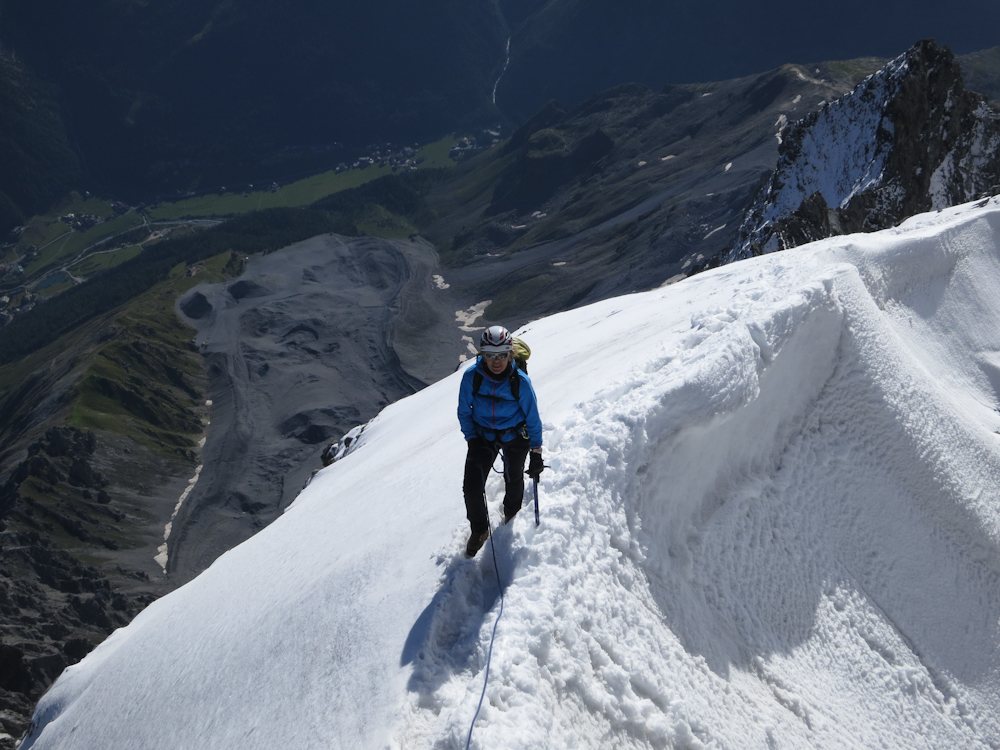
[483,351,510,361]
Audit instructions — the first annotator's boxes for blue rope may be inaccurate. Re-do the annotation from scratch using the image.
[465,454,508,749]
[464,525,505,750]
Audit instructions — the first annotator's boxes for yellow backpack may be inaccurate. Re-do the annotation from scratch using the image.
[512,337,531,373]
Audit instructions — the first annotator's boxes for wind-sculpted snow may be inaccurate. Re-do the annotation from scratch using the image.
[21,198,1000,749]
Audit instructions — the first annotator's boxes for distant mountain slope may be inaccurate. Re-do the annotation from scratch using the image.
[730,41,1000,260]
[0,53,80,228]
[166,233,455,583]
[3,0,1000,223]
[496,0,1000,122]
[961,46,1000,104]
[421,61,870,321]
[0,0,507,201]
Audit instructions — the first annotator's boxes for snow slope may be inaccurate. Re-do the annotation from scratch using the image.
[21,197,1000,749]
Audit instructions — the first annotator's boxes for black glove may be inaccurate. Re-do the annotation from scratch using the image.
[526,451,545,480]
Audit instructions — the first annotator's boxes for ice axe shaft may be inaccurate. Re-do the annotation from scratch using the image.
[532,477,540,526]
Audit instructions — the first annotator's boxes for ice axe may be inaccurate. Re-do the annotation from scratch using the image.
[532,477,540,527]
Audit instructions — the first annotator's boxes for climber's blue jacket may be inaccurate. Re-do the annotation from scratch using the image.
[457,358,542,448]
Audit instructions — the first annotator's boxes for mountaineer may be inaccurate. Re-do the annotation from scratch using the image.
[457,325,544,557]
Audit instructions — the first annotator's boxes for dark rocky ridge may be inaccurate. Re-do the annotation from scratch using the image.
[425,65,869,322]
[0,427,179,746]
[0,297,205,747]
[730,41,1000,260]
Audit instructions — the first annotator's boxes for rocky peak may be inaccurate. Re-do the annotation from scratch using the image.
[728,40,1000,260]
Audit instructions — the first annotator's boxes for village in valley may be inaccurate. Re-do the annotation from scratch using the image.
[0,130,503,328]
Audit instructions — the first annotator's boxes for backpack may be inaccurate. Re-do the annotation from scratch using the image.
[472,336,531,399]
[512,337,530,373]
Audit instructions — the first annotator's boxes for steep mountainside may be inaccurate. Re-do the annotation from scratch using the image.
[421,63,871,322]
[730,41,1000,260]
[0,214,340,746]
[0,53,80,229]
[0,290,208,747]
[0,0,507,203]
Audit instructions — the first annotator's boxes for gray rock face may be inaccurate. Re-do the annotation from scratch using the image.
[169,234,464,582]
[0,428,157,747]
[178,290,212,320]
[730,40,1000,261]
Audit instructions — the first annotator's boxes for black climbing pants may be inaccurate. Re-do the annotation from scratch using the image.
[463,436,530,533]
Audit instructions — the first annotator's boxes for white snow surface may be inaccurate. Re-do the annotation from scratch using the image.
[22,198,1000,749]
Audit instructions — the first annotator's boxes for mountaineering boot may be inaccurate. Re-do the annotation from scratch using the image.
[465,529,489,557]
[504,505,521,524]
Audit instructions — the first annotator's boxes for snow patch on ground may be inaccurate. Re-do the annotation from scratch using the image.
[456,301,491,332]
[455,301,492,361]
[154,434,208,572]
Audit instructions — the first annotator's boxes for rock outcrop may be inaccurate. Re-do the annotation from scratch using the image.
[729,40,1000,261]
[0,428,159,747]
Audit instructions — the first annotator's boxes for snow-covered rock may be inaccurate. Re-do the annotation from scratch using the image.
[730,40,1000,261]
